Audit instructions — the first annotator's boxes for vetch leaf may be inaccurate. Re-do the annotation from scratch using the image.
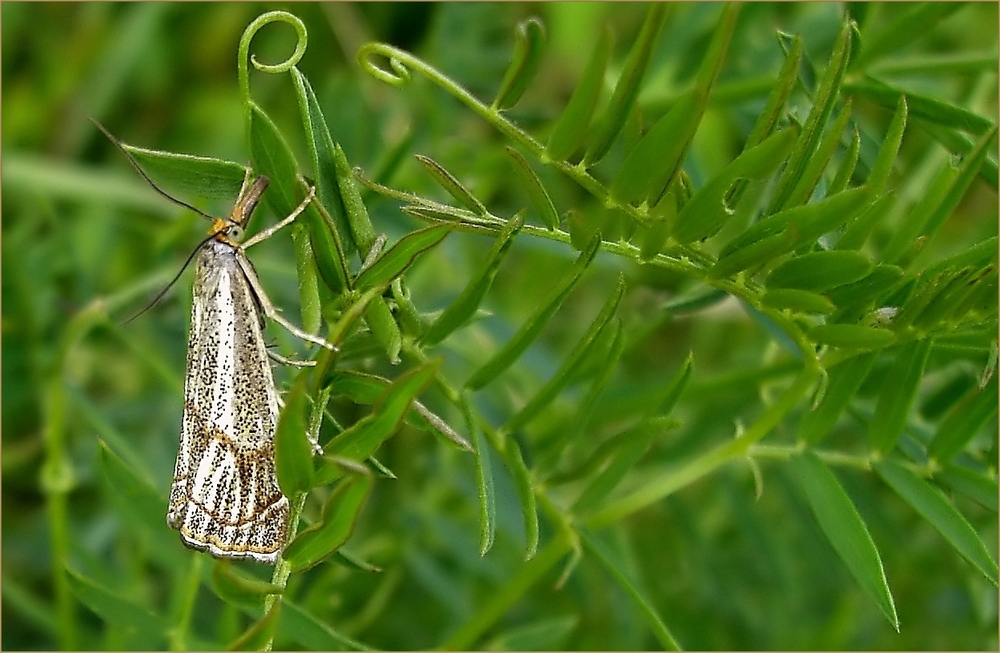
[464,394,496,556]
[793,452,899,631]
[504,276,625,433]
[493,18,546,111]
[122,145,246,201]
[228,603,280,651]
[275,374,315,497]
[798,352,877,444]
[320,362,440,477]
[835,190,896,251]
[869,339,933,452]
[579,529,682,650]
[766,250,874,292]
[762,288,835,315]
[248,102,300,213]
[769,17,853,212]
[584,3,667,166]
[291,222,322,335]
[710,230,798,279]
[928,374,999,463]
[354,224,453,291]
[719,186,871,260]
[284,474,373,572]
[547,27,610,161]
[782,100,853,209]
[809,324,895,349]
[365,295,402,364]
[289,74,353,293]
[421,213,524,346]
[875,459,998,586]
[938,463,998,512]
[66,567,169,645]
[280,600,373,651]
[671,127,797,243]
[824,263,903,309]
[210,561,282,609]
[416,154,488,216]
[846,77,994,137]
[852,4,963,69]
[867,95,907,195]
[507,438,539,560]
[506,148,560,230]
[572,418,666,515]
[465,233,601,390]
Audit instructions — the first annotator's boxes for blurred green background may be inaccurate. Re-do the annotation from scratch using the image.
[3,2,997,650]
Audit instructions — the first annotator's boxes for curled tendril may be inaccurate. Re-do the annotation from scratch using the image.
[357,43,413,86]
[238,11,308,137]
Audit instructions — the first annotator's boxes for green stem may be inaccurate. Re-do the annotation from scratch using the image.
[261,492,308,651]
[168,555,204,651]
[584,365,819,529]
[441,534,571,650]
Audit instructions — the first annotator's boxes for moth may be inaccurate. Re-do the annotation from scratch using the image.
[96,121,332,563]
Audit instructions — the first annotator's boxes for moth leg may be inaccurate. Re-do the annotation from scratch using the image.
[267,349,317,368]
[236,253,336,351]
[241,184,317,250]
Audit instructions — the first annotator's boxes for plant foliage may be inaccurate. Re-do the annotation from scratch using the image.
[2,3,996,650]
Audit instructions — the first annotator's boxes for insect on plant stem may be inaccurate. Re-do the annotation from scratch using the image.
[96,120,335,563]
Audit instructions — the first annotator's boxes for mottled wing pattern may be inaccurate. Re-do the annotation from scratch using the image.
[167,240,289,563]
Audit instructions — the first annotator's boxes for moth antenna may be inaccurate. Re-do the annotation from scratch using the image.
[90,117,219,222]
[121,232,218,325]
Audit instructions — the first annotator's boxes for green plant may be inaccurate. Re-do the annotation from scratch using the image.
[3,3,996,650]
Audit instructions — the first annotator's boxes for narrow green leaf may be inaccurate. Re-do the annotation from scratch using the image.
[829,126,861,195]
[767,250,873,292]
[422,214,524,346]
[465,233,601,390]
[579,529,682,650]
[416,154,488,216]
[493,18,546,111]
[845,78,994,136]
[710,230,798,279]
[322,362,441,471]
[584,3,667,166]
[867,95,907,195]
[672,127,797,243]
[280,599,373,651]
[824,263,903,308]
[875,460,998,585]
[291,222,322,335]
[572,418,665,515]
[809,324,895,349]
[275,375,314,497]
[611,90,702,207]
[783,100,853,209]
[66,567,169,643]
[938,463,998,512]
[334,143,378,258]
[929,374,999,463]
[835,190,895,251]
[210,561,282,609]
[228,603,280,651]
[615,3,740,202]
[464,394,495,556]
[97,441,166,533]
[506,148,559,230]
[507,438,539,560]
[113,139,245,201]
[910,125,998,264]
[720,186,871,260]
[762,288,835,315]
[285,474,373,572]
[354,224,453,291]
[291,67,357,257]
[505,277,625,433]
[914,266,993,329]
[798,352,877,444]
[869,339,933,452]
[770,17,853,212]
[547,27,610,161]
[793,452,899,631]
[365,294,403,363]
[248,102,300,213]
[852,4,963,69]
